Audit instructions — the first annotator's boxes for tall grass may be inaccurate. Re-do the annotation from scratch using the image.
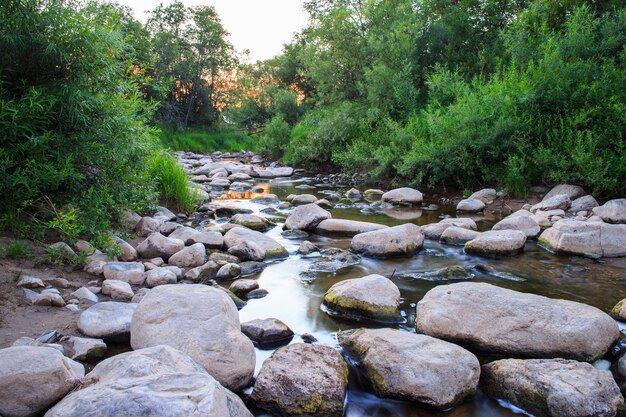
[160,127,256,152]
[150,153,197,212]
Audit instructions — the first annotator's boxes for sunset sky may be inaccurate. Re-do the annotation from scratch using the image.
[115,0,309,62]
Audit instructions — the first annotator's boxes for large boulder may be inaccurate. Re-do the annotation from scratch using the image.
[78,301,137,343]
[469,188,497,203]
[350,223,423,258]
[231,214,272,231]
[284,203,332,231]
[131,284,255,392]
[44,346,252,417]
[569,195,599,213]
[415,282,619,361]
[291,194,318,205]
[103,262,145,285]
[481,358,623,417]
[169,227,223,249]
[136,233,184,260]
[440,226,481,245]
[223,227,288,260]
[339,328,480,409]
[531,194,571,213]
[323,274,401,323]
[381,187,423,206]
[250,343,348,417]
[542,184,586,202]
[168,242,207,267]
[464,230,527,256]
[492,215,541,238]
[456,198,485,213]
[315,219,388,237]
[592,199,626,224]
[539,219,626,258]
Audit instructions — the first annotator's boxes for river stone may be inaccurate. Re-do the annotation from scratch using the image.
[229,279,259,297]
[542,184,586,202]
[440,226,481,245]
[68,336,107,362]
[231,214,272,231]
[44,345,253,417]
[469,188,497,203]
[315,219,388,237]
[492,215,541,238]
[415,282,619,361]
[539,219,626,258]
[229,172,252,181]
[135,216,164,237]
[291,194,318,205]
[464,230,526,257]
[315,198,333,208]
[324,274,401,323]
[339,328,480,408]
[610,299,626,321]
[168,242,207,268]
[214,205,254,216]
[209,178,230,189]
[131,284,255,392]
[593,199,626,224]
[350,223,423,258]
[0,346,84,417]
[284,203,332,231]
[17,275,45,289]
[223,227,288,260]
[241,318,294,347]
[216,263,242,281]
[441,217,478,229]
[569,195,599,213]
[251,194,280,205]
[78,301,137,343]
[137,233,185,261]
[251,343,348,417]
[71,287,99,303]
[456,198,485,212]
[169,226,223,248]
[422,221,473,240]
[101,279,134,301]
[382,187,423,206]
[481,358,623,417]
[253,166,294,178]
[531,194,571,213]
[155,206,177,221]
[145,267,178,287]
[184,260,219,281]
[103,261,145,285]
[298,240,319,255]
[111,236,137,261]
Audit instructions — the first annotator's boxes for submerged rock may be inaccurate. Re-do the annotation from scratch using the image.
[306,248,360,273]
[350,223,423,258]
[400,265,474,281]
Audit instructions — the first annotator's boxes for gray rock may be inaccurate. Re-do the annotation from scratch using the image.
[315,219,388,237]
[111,236,137,261]
[131,285,255,392]
[49,241,76,257]
[468,188,497,203]
[144,267,178,287]
[78,302,137,343]
[247,288,269,299]
[422,221,473,240]
[251,343,347,417]
[0,346,84,417]
[382,187,423,206]
[131,288,150,303]
[135,216,164,237]
[592,199,626,224]
[68,336,106,362]
[415,282,619,361]
[159,221,182,235]
[70,287,99,303]
[136,233,185,260]
[456,198,485,212]
[492,215,541,238]
[224,227,287,260]
[539,219,626,258]
[229,279,259,297]
[101,279,134,301]
[44,345,253,417]
[241,318,294,347]
[169,226,224,248]
[291,194,318,206]
[339,328,480,408]
[284,203,332,231]
[350,223,423,258]
[251,194,280,205]
[440,226,481,245]
[120,209,142,231]
[610,298,626,321]
[297,240,319,255]
[16,275,45,289]
[570,195,599,213]
[464,230,526,257]
[216,263,242,281]
[155,206,177,221]
[542,184,585,202]
[231,214,272,231]
[531,194,571,212]
[253,166,294,178]
[103,262,145,285]
[32,293,65,307]
[481,358,623,417]
[184,261,219,281]
[168,242,207,267]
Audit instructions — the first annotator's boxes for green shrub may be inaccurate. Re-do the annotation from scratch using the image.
[4,241,31,258]
[259,114,291,159]
[150,152,196,212]
[160,127,256,152]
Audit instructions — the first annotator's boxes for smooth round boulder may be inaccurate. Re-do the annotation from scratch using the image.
[223,227,288,260]
[481,358,623,417]
[492,215,541,238]
[44,346,252,417]
[78,302,137,343]
[284,203,332,231]
[382,187,423,206]
[136,233,184,260]
[350,223,423,258]
[323,274,401,323]
[464,230,526,257]
[131,284,255,392]
[231,214,272,231]
[315,219,388,237]
[415,282,619,361]
[216,263,242,281]
[542,184,586,202]
[168,242,207,268]
[241,318,294,347]
[339,328,480,408]
[250,343,348,417]
[440,226,481,245]
[456,198,485,212]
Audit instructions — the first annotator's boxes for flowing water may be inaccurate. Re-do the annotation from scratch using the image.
[201,174,626,417]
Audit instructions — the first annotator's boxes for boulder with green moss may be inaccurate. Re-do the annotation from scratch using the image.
[230,214,272,231]
[223,227,288,261]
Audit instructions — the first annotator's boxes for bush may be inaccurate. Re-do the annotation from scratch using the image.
[259,114,291,159]
[149,152,197,212]
[4,241,31,258]
[160,126,256,152]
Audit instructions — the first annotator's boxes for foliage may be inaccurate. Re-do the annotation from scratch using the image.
[160,126,256,152]
[4,241,31,258]
[149,152,197,212]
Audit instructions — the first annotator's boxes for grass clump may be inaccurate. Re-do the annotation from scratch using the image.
[150,153,197,212]
[160,126,256,152]
[4,241,31,258]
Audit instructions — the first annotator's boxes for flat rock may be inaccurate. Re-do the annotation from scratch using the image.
[101,279,134,301]
[136,233,184,260]
[68,336,106,362]
[350,223,423,258]
[382,187,423,206]
[284,203,332,231]
[224,227,288,260]
[103,262,145,285]
[464,230,526,257]
[169,226,223,248]
[241,318,294,347]
[539,219,626,258]
[78,301,137,343]
[315,219,388,237]
[492,215,541,238]
[456,198,485,212]
[253,166,294,178]
[415,282,619,361]
[542,184,585,201]
[592,199,626,224]
[440,226,481,245]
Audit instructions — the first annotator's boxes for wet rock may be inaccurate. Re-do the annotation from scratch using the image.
[382,187,423,206]
[224,227,288,261]
[0,346,84,417]
[539,219,626,258]
[542,184,586,202]
[252,194,280,205]
[216,263,241,281]
[111,236,137,261]
[68,336,106,362]
[239,261,267,276]
[291,194,318,205]
[209,252,239,263]
[78,301,137,343]
[135,216,164,237]
[229,172,252,181]
[209,178,230,189]
[492,215,541,238]
[281,229,310,239]
[306,248,360,273]
[103,262,145,285]
[481,358,623,417]
[184,260,219,281]
[298,240,319,255]
[364,189,384,198]
[247,288,269,299]
[593,199,626,224]
[464,230,526,257]
[469,188,497,203]
[144,267,178,287]
[315,219,388,237]
[610,299,626,321]
[415,282,619,361]
[570,195,599,213]
[401,265,474,281]
[168,242,207,267]
[284,203,332,231]
[131,284,255,391]
[323,274,401,323]
[339,328,480,408]
[251,343,348,417]
[456,198,485,212]
[440,226,481,245]
[70,287,99,303]
[101,279,134,301]
[231,214,272,231]
[17,275,44,289]
[136,233,184,260]
[241,318,294,347]
[215,206,253,216]
[345,188,361,198]
[531,194,571,212]
[169,226,223,248]
[315,198,333,208]
[351,223,423,258]
[44,345,252,417]
[422,218,477,240]
[229,279,259,297]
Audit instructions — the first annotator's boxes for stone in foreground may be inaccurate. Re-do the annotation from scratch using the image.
[136,232,184,260]
[610,298,626,321]
[323,274,401,323]
[415,282,618,361]
[315,219,388,237]
[78,301,137,343]
[0,346,84,417]
[464,230,526,257]
[131,284,255,392]
[539,219,626,258]
[44,345,252,417]
[350,223,423,258]
[241,318,294,347]
[481,358,623,417]
[251,343,348,417]
[339,328,480,409]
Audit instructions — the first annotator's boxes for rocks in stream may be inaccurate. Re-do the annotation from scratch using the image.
[539,219,626,258]
[136,232,184,260]
[415,282,618,361]
[169,226,223,248]
[610,299,626,321]
[44,345,252,417]
[78,301,137,343]
[0,346,84,417]
[440,226,481,245]
[291,194,318,205]
[492,215,541,238]
[381,187,423,206]
[241,318,294,347]
[168,242,207,267]
[464,230,527,257]
[306,248,360,273]
[481,358,624,417]
[592,198,626,224]
[339,328,480,408]
[542,184,586,202]
[315,219,388,237]
[231,214,272,231]
[284,203,332,231]
[223,227,288,261]
[456,198,485,213]
[229,279,259,297]
[250,343,348,417]
[131,284,255,392]
[323,274,401,323]
[350,223,423,258]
